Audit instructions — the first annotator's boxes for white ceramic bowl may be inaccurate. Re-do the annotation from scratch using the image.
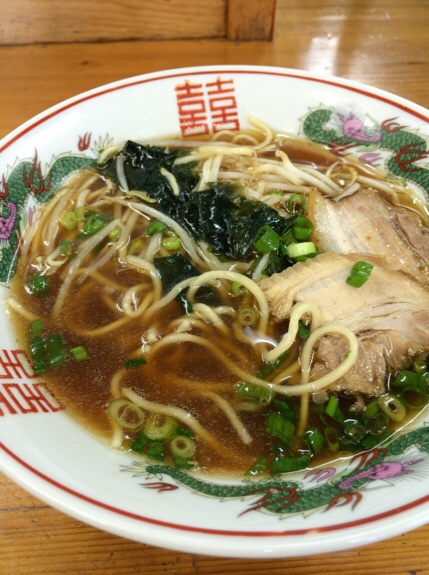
[1,65,429,558]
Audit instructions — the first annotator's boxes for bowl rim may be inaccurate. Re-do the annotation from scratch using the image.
[1,64,429,558]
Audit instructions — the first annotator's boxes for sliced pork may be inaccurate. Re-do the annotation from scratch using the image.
[259,253,429,397]
[306,188,429,286]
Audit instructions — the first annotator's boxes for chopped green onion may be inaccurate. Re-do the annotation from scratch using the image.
[60,240,78,258]
[256,351,288,380]
[377,393,406,422]
[144,414,177,440]
[238,306,258,327]
[297,320,310,340]
[324,395,344,422]
[29,319,44,340]
[287,193,307,213]
[58,210,78,230]
[235,382,275,405]
[273,398,297,423]
[45,334,67,368]
[70,346,89,361]
[346,260,374,288]
[107,398,145,430]
[147,220,167,236]
[26,273,50,296]
[270,453,311,474]
[361,430,393,450]
[231,282,248,296]
[391,369,420,389]
[131,432,149,453]
[30,338,47,374]
[325,396,339,417]
[324,427,340,451]
[254,225,281,254]
[365,412,389,436]
[123,357,147,369]
[305,428,326,454]
[245,455,268,476]
[343,419,366,442]
[265,411,295,443]
[169,436,196,459]
[400,387,428,410]
[286,241,317,259]
[78,211,112,238]
[147,441,165,461]
[419,372,429,393]
[413,359,428,374]
[293,216,313,241]
[362,399,379,420]
[280,228,295,247]
[174,426,195,438]
[174,457,194,469]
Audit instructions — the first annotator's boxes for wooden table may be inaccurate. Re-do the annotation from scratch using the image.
[1,1,429,573]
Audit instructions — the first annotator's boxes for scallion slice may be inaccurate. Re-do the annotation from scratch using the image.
[169,436,196,459]
[60,240,78,258]
[70,346,89,361]
[286,241,317,259]
[231,282,248,296]
[400,387,428,410]
[131,432,149,453]
[26,273,50,297]
[377,393,406,422]
[123,357,147,369]
[245,455,268,476]
[78,211,112,238]
[265,411,295,443]
[147,441,165,461]
[144,414,177,440]
[270,453,311,474]
[365,412,389,436]
[305,428,326,454]
[238,306,258,327]
[391,369,420,389]
[254,225,281,254]
[107,398,145,430]
[287,193,307,213]
[45,333,67,368]
[29,319,44,340]
[324,427,339,451]
[293,216,313,241]
[235,382,275,405]
[343,419,366,442]
[346,260,374,288]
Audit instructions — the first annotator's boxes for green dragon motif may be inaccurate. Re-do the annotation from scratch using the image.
[302,107,429,200]
[0,152,94,284]
[122,426,429,517]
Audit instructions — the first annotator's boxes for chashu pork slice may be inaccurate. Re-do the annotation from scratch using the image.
[306,188,429,286]
[258,252,429,397]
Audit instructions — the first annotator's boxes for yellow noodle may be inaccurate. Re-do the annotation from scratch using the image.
[263,302,323,363]
[5,297,39,322]
[203,392,252,445]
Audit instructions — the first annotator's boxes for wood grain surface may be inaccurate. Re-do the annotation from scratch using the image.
[1,0,429,573]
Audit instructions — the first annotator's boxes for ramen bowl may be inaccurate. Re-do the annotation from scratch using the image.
[1,65,429,558]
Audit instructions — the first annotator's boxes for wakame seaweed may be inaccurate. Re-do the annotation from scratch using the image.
[98,141,199,197]
[98,142,295,263]
[154,253,218,314]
